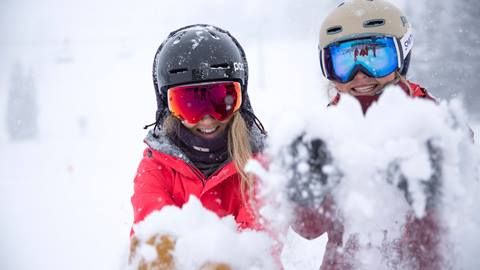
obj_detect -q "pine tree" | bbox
[6,63,39,141]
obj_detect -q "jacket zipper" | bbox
[187,160,232,188]
[187,163,206,187]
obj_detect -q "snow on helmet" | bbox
[319,0,414,77]
[150,24,264,134]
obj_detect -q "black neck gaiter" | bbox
[169,123,230,178]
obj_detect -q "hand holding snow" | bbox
[261,85,480,269]
[129,196,277,270]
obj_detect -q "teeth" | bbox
[199,127,217,134]
[353,85,376,92]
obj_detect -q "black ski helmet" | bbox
[151,24,262,132]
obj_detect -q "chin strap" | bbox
[243,109,267,136]
[143,122,156,129]
[143,110,167,138]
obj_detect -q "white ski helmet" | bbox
[319,0,414,77]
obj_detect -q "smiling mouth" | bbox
[197,126,219,134]
[351,84,378,94]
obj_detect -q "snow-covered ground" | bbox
[1,0,479,269]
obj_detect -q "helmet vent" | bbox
[363,19,385,28]
[172,32,187,45]
[210,63,230,69]
[326,26,343,35]
[207,30,220,40]
[169,68,188,74]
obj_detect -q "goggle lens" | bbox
[325,36,399,83]
[167,81,242,123]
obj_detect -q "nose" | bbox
[353,71,368,80]
[198,114,216,123]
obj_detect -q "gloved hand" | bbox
[384,139,443,211]
[285,135,442,213]
[285,135,341,209]
[130,234,175,270]
[199,263,232,270]
[129,234,233,270]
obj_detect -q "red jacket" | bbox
[131,136,258,234]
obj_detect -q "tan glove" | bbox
[130,234,232,270]
[199,263,232,270]
[130,234,175,270]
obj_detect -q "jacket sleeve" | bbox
[131,149,175,227]
[235,175,264,231]
[236,201,260,230]
[400,209,443,269]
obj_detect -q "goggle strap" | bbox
[320,48,328,77]
[166,90,173,111]
[393,38,403,70]
[400,27,414,59]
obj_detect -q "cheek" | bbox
[334,82,351,92]
[217,120,229,131]
[217,116,235,131]
[181,121,195,129]
[220,117,232,125]
[377,73,397,86]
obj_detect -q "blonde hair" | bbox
[228,112,254,203]
[163,113,254,203]
[396,71,413,96]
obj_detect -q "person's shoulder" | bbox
[142,128,192,163]
[142,147,175,161]
[328,93,341,107]
[406,80,437,102]
[137,146,191,175]
[137,148,169,171]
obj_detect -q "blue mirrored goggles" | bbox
[321,36,402,83]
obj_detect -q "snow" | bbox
[129,196,276,270]
[256,86,480,269]
[1,0,479,269]
[281,227,328,270]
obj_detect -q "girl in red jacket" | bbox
[291,1,442,269]
[131,24,266,233]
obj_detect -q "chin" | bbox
[197,133,220,139]
[349,88,382,96]
[349,91,374,96]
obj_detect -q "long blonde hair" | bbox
[228,112,254,203]
[163,113,254,202]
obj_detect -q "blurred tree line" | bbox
[6,63,38,141]
[407,0,480,119]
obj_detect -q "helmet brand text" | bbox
[233,62,244,72]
